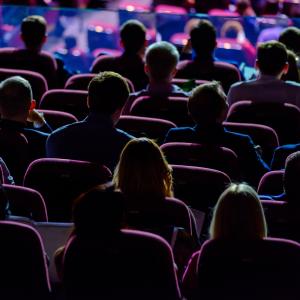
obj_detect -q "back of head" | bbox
[190,20,217,56]
[188,81,227,126]
[210,183,267,240]
[113,138,173,200]
[0,76,32,119]
[257,41,288,76]
[284,151,300,204]
[145,41,179,82]
[21,15,47,49]
[120,19,146,54]
[88,72,130,115]
[72,184,124,238]
[279,27,300,55]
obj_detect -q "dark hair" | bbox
[88,72,130,115]
[72,185,124,238]
[190,20,217,56]
[257,41,288,76]
[279,27,300,55]
[281,50,300,82]
[0,76,32,118]
[21,15,47,49]
[188,81,228,125]
[120,20,146,53]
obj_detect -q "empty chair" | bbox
[116,116,176,144]
[37,109,78,130]
[161,143,239,180]
[130,96,193,126]
[227,100,300,145]
[224,121,279,164]
[0,221,51,300]
[23,158,112,221]
[171,164,231,212]
[64,73,135,93]
[62,230,181,300]
[39,89,88,120]
[0,68,47,105]
[3,184,48,221]
[257,170,284,196]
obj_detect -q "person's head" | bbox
[256,41,288,77]
[113,138,173,199]
[21,15,47,51]
[190,20,217,57]
[279,27,300,55]
[145,41,179,83]
[188,81,228,126]
[87,72,130,120]
[72,184,124,238]
[281,50,300,82]
[120,19,147,54]
[283,151,300,203]
[210,183,267,240]
[0,76,33,122]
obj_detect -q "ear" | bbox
[20,33,24,43]
[144,63,150,75]
[120,39,124,49]
[170,67,178,79]
[283,61,289,75]
[41,35,47,45]
[30,100,36,111]
[255,59,259,70]
[86,96,90,109]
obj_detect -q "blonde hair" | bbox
[113,138,173,199]
[210,183,267,240]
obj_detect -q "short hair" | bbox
[279,27,300,55]
[21,15,47,48]
[113,138,173,200]
[0,76,32,118]
[120,20,146,53]
[210,183,267,240]
[190,20,217,56]
[284,151,300,204]
[88,72,130,115]
[188,81,227,125]
[72,185,124,238]
[145,41,179,81]
[257,41,288,76]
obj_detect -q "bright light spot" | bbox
[95,26,103,33]
[126,5,135,11]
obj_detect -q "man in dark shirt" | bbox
[47,72,134,171]
[91,19,148,91]
[164,81,269,186]
[176,19,241,93]
[0,15,57,88]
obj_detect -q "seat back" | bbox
[161,143,239,180]
[0,68,47,105]
[0,221,51,300]
[227,100,300,145]
[23,158,112,221]
[62,230,181,300]
[39,89,88,120]
[257,170,284,196]
[117,116,176,144]
[130,96,193,126]
[171,164,231,212]
[3,184,48,222]
[224,121,279,164]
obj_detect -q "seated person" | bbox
[176,20,241,94]
[272,141,300,170]
[227,41,300,107]
[0,15,58,88]
[164,81,269,186]
[91,20,148,91]
[122,41,189,115]
[46,72,134,171]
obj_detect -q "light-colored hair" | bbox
[113,138,173,199]
[210,183,267,240]
[145,41,179,81]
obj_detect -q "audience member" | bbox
[176,20,241,93]
[122,41,189,115]
[279,27,300,58]
[0,15,58,88]
[47,71,134,171]
[164,82,269,186]
[227,41,300,107]
[281,50,300,83]
[91,20,148,91]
